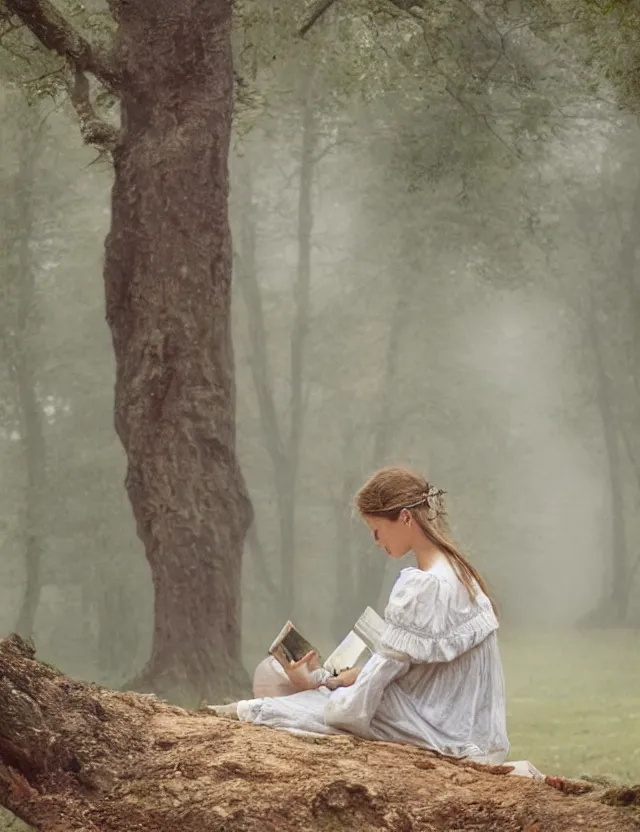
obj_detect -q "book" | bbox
[268,606,386,676]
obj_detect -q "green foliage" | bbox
[0,0,116,138]
[0,0,112,84]
[544,0,640,106]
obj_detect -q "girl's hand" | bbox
[283,650,322,691]
[325,667,360,690]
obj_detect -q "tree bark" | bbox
[0,635,637,832]
[2,0,120,90]
[103,0,252,702]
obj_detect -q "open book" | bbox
[269,606,386,676]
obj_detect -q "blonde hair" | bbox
[355,466,497,614]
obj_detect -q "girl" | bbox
[211,466,509,763]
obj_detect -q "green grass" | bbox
[502,630,640,783]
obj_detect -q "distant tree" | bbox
[234,67,336,620]
[0,95,47,642]
[574,176,640,626]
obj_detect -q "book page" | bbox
[268,621,316,666]
[324,631,370,675]
[353,606,385,651]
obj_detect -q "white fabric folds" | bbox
[380,565,500,663]
[237,556,509,763]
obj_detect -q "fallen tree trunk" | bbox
[0,636,637,832]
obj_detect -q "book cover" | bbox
[268,607,385,676]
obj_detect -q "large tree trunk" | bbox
[0,635,637,832]
[103,0,252,703]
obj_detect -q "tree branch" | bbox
[3,0,119,90]
[312,138,338,164]
[298,0,342,36]
[66,65,118,151]
[104,0,120,23]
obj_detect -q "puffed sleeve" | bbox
[379,568,499,663]
[324,567,499,737]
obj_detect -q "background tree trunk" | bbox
[354,279,410,612]
[585,290,630,624]
[331,416,359,641]
[0,635,637,832]
[104,0,252,703]
[572,198,639,629]
[283,81,316,617]
[234,153,288,607]
[1,99,47,642]
[234,74,317,619]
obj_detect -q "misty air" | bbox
[0,1,638,830]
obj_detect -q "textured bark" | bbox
[103,0,252,702]
[7,0,252,702]
[0,636,638,832]
[2,0,119,89]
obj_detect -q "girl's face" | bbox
[363,512,413,559]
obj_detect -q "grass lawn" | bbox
[502,629,640,783]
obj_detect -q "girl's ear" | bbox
[400,508,411,525]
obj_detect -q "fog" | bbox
[1,0,638,784]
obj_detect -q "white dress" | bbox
[238,557,509,762]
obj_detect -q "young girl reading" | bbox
[212,466,509,763]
